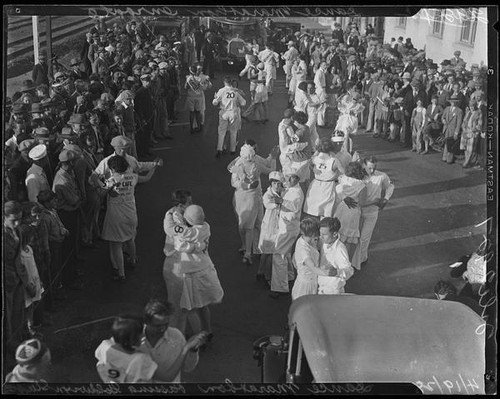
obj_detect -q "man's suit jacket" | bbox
[32,63,49,86]
[424,103,444,129]
[441,106,464,138]
[331,29,344,43]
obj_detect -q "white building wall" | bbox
[383,8,488,66]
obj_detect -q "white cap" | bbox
[158,62,169,69]
[28,144,47,160]
[269,171,284,182]
[183,204,205,226]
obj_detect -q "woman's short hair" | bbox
[171,189,192,206]
[363,155,377,165]
[297,81,308,93]
[300,218,320,237]
[293,111,308,125]
[244,138,256,147]
[316,137,333,154]
[319,217,341,234]
[345,161,367,180]
[111,314,144,352]
[144,299,175,325]
[107,155,129,174]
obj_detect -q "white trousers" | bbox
[352,206,379,269]
[217,111,240,151]
[271,253,295,293]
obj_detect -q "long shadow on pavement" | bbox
[346,233,484,298]
[393,172,486,199]
[374,203,486,244]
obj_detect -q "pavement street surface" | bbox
[6,68,487,383]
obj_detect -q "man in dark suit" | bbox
[449,50,465,67]
[401,79,427,146]
[400,55,414,78]
[68,58,88,81]
[202,34,217,79]
[345,55,358,82]
[134,74,155,157]
[345,28,359,51]
[331,22,344,44]
[432,80,451,108]
[32,53,49,87]
[441,95,464,164]
[450,82,467,112]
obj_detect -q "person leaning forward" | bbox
[91,135,162,186]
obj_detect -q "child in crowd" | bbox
[388,97,405,142]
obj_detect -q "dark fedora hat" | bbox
[20,80,36,92]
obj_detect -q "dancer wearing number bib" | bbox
[170,205,224,338]
[213,77,246,157]
[303,138,345,219]
[95,315,158,383]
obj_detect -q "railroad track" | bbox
[6,15,120,63]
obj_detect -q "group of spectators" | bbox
[277,21,488,169]
[3,16,489,384]
[3,16,239,383]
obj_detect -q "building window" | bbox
[432,9,445,37]
[460,8,478,44]
[397,17,407,27]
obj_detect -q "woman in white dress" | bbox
[162,189,193,334]
[335,84,365,154]
[303,138,345,219]
[172,205,224,338]
[305,82,325,150]
[242,63,268,123]
[288,59,300,105]
[333,161,368,260]
[286,111,313,187]
[257,171,284,282]
[294,54,308,92]
[292,218,335,299]
[101,155,155,281]
[228,142,277,264]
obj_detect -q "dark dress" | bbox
[3,226,28,348]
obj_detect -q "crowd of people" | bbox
[3,16,489,384]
